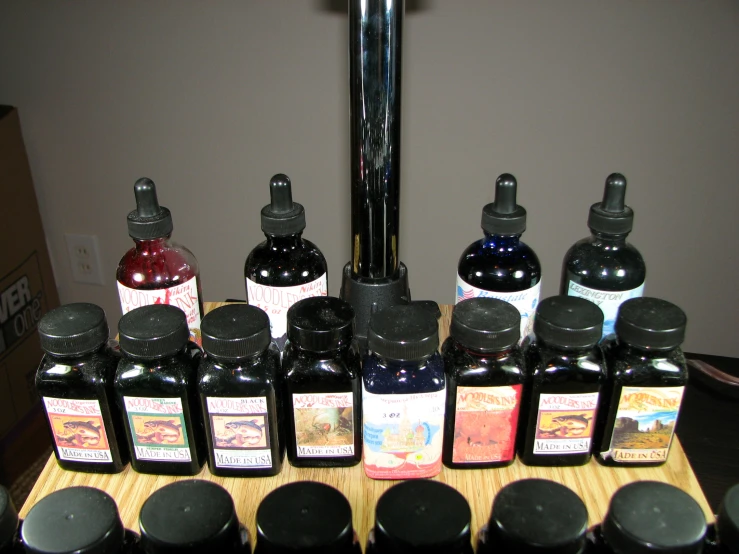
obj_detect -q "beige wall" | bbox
[0,1,737,356]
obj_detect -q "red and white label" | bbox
[43,397,113,463]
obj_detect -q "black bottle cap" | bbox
[256,481,355,554]
[373,480,472,554]
[534,296,603,349]
[140,480,243,554]
[202,304,271,360]
[717,483,739,554]
[0,485,18,550]
[38,303,109,356]
[450,298,520,352]
[118,305,190,359]
[587,173,634,235]
[261,174,307,236]
[484,479,588,554]
[602,481,706,554]
[126,177,174,240]
[616,297,687,351]
[287,296,355,353]
[21,486,125,554]
[481,174,527,236]
[368,304,439,361]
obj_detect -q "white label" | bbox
[206,396,273,469]
[122,396,191,462]
[292,391,355,457]
[246,273,328,345]
[532,392,599,455]
[117,276,202,346]
[567,281,645,337]
[43,397,113,463]
[456,275,541,340]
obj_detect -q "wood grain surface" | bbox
[20,302,713,547]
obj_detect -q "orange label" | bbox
[43,397,112,463]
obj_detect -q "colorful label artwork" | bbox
[123,396,191,462]
[533,392,599,455]
[567,280,645,338]
[43,397,112,463]
[292,391,354,458]
[206,396,272,469]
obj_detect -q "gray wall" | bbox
[1,1,737,356]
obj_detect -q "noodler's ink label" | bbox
[292,392,354,457]
[123,396,191,462]
[43,397,113,463]
[532,392,598,455]
[206,396,273,469]
[567,280,645,337]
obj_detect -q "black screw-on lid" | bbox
[717,483,739,554]
[256,481,355,554]
[587,173,634,235]
[450,298,520,352]
[374,480,472,554]
[202,304,271,360]
[261,174,307,236]
[0,485,18,550]
[140,480,243,554]
[481,174,527,236]
[118,305,189,359]
[483,479,588,554]
[616,297,687,351]
[602,481,706,554]
[287,297,355,353]
[126,177,174,240]
[368,304,439,361]
[21,486,125,554]
[534,296,603,349]
[38,303,109,356]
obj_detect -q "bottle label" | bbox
[601,386,684,463]
[566,280,645,337]
[292,391,354,457]
[117,275,203,346]
[362,386,445,479]
[452,385,522,464]
[455,275,541,340]
[532,392,598,455]
[122,396,192,462]
[42,397,113,463]
[246,273,328,347]
[206,396,273,469]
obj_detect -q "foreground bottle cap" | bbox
[534,296,603,349]
[202,304,271,360]
[38,303,109,356]
[616,297,687,350]
[450,298,520,352]
[368,304,439,361]
[717,483,739,554]
[261,174,306,235]
[287,296,355,353]
[0,485,18,550]
[118,305,190,359]
[588,173,634,235]
[481,174,527,236]
[127,177,174,239]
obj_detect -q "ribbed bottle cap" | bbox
[616,297,687,350]
[260,174,307,236]
[22,486,125,554]
[287,297,354,353]
[38,303,108,356]
[717,484,739,554]
[256,481,355,554]
[481,174,527,236]
[126,178,174,240]
[0,485,18,550]
[534,296,603,349]
[602,481,706,554]
[450,298,520,352]
[202,304,271,360]
[587,173,634,235]
[368,305,439,361]
[118,305,189,359]
[140,480,242,554]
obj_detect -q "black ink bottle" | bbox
[0,485,20,554]
[198,304,284,477]
[282,296,361,467]
[36,303,129,473]
[708,483,739,554]
[519,296,606,466]
[115,304,205,476]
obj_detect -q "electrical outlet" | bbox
[65,233,105,286]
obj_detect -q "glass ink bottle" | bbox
[255,481,361,554]
[366,480,473,554]
[117,177,204,346]
[245,174,328,350]
[519,296,606,466]
[114,304,205,476]
[0,485,21,554]
[442,298,524,469]
[139,480,250,554]
[594,297,688,467]
[21,486,140,554]
[282,296,361,467]
[561,173,646,339]
[456,173,542,340]
[198,304,284,477]
[36,303,129,473]
[477,479,588,554]
[362,304,446,479]
[708,483,739,554]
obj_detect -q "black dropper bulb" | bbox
[492,174,518,214]
[261,173,306,236]
[481,173,527,235]
[269,174,294,214]
[127,177,173,239]
[587,173,634,235]
[134,178,162,218]
[601,173,627,212]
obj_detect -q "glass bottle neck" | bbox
[590,231,628,244]
[482,232,521,249]
[132,235,172,252]
[265,233,303,247]
[460,343,514,360]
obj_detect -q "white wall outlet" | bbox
[65,233,105,286]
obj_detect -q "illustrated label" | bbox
[247,273,327,348]
[117,275,202,346]
[567,280,645,337]
[363,386,445,479]
[43,397,112,463]
[123,396,191,462]
[533,392,599,455]
[206,396,272,469]
[456,276,541,341]
[452,385,522,464]
[602,386,684,463]
[293,391,354,458]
